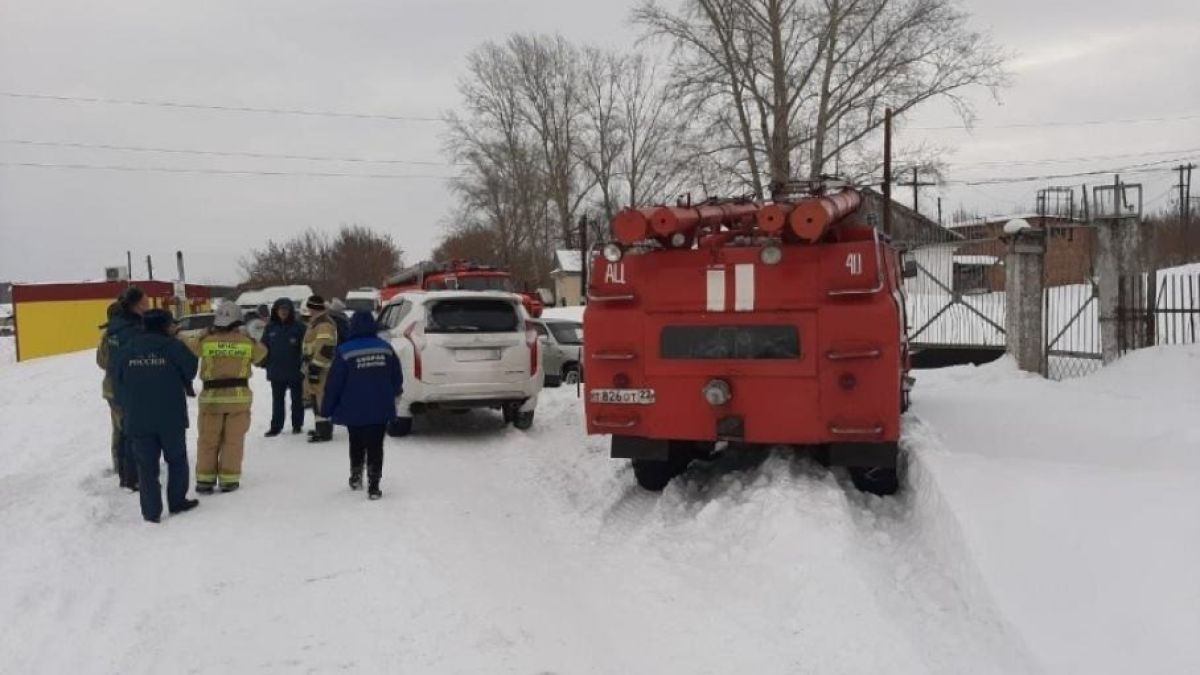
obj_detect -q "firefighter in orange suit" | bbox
[187,301,268,493]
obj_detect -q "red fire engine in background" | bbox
[583,184,912,495]
[381,260,544,317]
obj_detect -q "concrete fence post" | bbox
[1094,216,1141,363]
[1005,227,1046,373]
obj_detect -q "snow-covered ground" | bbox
[0,336,14,366]
[1,343,1198,673]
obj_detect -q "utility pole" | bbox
[897,167,936,215]
[146,255,154,281]
[882,108,893,237]
[126,251,132,287]
[937,197,943,226]
[578,215,589,302]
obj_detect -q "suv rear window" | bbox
[427,299,519,333]
[660,325,799,360]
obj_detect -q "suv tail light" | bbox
[404,321,426,381]
[525,321,539,375]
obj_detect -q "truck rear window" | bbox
[427,299,519,333]
[660,325,799,360]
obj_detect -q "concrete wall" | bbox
[553,273,583,306]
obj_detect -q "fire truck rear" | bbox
[381,260,544,317]
[583,185,911,495]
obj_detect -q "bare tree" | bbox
[634,0,1007,193]
[240,226,403,298]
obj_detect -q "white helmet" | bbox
[213,301,244,329]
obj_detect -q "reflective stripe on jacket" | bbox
[188,330,268,412]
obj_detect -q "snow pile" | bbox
[0,336,14,366]
[912,347,1200,674]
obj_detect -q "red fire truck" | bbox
[381,260,544,317]
[583,185,912,495]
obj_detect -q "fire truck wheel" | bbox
[631,459,676,492]
[513,411,535,430]
[387,417,413,438]
[848,467,900,496]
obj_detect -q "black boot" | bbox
[307,421,333,443]
[349,466,364,491]
[367,474,382,500]
[264,428,282,438]
[196,482,215,495]
[170,499,200,515]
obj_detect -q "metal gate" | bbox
[1043,279,1101,380]
[905,240,1007,358]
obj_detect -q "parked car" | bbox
[376,290,543,435]
[345,287,381,316]
[176,312,215,339]
[531,318,582,387]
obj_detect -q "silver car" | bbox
[532,319,583,387]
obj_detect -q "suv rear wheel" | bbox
[513,410,535,430]
[562,364,580,385]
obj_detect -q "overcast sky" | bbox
[1,0,1197,285]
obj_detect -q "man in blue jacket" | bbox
[320,311,402,500]
[101,286,149,491]
[260,297,307,436]
[113,309,201,523]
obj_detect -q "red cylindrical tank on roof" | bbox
[788,189,862,242]
[611,208,656,245]
[756,203,794,234]
[649,202,759,239]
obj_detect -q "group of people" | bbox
[97,287,404,523]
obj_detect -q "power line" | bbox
[911,112,1200,131]
[944,146,1200,169]
[948,158,1190,186]
[0,138,461,167]
[0,90,446,123]
[0,161,461,180]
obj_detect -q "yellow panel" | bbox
[15,299,111,361]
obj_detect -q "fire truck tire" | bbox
[513,411,535,430]
[631,459,676,491]
[848,467,900,496]
[387,417,413,438]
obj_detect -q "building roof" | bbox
[553,250,582,275]
[858,188,963,246]
[235,285,313,307]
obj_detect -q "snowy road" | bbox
[2,345,1197,673]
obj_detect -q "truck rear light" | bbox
[612,372,631,388]
[669,232,690,248]
[404,322,425,381]
[525,321,539,374]
[702,379,732,406]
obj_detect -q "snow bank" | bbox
[912,346,1200,674]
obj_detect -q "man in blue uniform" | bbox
[113,309,201,523]
[260,297,307,436]
[100,286,149,490]
[320,311,402,500]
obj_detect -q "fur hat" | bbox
[142,309,175,335]
[302,295,327,316]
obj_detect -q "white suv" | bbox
[377,290,543,435]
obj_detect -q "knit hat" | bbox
[213,301,244,329]
[302,295,327,316]
[142,309,175,335]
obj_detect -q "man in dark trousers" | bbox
[99,286,150,490]
[320,311,402,500]
[260,297,307,436]
[112,309,200,523]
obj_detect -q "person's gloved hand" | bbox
[184,381,197,398]
[306,363,322,383]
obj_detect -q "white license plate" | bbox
[589,388,656,405]
[454,348,501,362]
